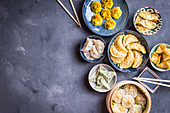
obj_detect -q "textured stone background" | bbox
[0,0,169,113]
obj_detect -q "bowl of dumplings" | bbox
[106,80,151,113]
[133,6,162,35]
[80,35,106,63]
[108,30,150,72]
[150,43,170,71]
[88,64,117,92]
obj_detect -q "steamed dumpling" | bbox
[139,11,158,22]
[110,55,126,64]
[101,8,111,20]
[135,93,146,106]
[101,0,113,9]
[125,84,138,97]
[91,1,102,13]
[81,38,93,51]
[115,35,128,53]
[112,88,126,103]
[90,45,101,59]
[128,105,142,113]
[132,50,143,68]
[112,103,128,113]
[122,95,135,108]
[110,44,127,57]
[123,34,139,47]
[127,43,146,54]
[111,6,122,19]
[137,20,156,29]
[92,39,105,54]
[120,50,134,69]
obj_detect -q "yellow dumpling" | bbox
[104,19,116,30]
[132,50,143,68]
[91,14,103,26]
[101,0,113,9]
[162,52,170,61]
[91,1,102,13]
[110,55,126,64]
[110,44,127,57]
[123,34,139,47]
[114,35,128,54]
[120,50,134,69]
[155,44,166,54]
[111,6,122,19]
[101,9,111,20]
[157,61,170,69]
[150,52,161,65]
[127,42,146,54]
[139,11,158,22]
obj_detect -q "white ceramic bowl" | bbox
[88,64,117,92]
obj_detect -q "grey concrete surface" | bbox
[0,0,169,113]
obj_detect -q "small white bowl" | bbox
[88,64,117,93]
[150,43,170,72]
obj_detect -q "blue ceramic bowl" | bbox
[150,43,170,72]
[107,30,150,72]
[80,35,106,63]
[82,0,129,36]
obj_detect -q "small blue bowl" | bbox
[82,0,129,36]
[80,35,106,63]
[107,30,150,72]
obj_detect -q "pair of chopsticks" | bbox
[57,0,81,27]
[133,77,170,88]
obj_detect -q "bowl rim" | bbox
[149,43,170,72]
[88,63,117,93]
[107,30,150,72]
[80,35,106,63]
[82,0,129,37]
[133,6,162,36]
[106,80,151,113]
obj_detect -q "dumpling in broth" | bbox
[115,35,128,53]
[90,45,101,59]
[128,105,142,113]
[120,50,134,69]
[132,50,143,68]
[110,44,127,57]
[122,95,135,108]
[137,20,156,29]
[123,34,139,47]
[139,11,158,22]
[92,39,105,54]
[127,43,146,54]
[81,38,93,51]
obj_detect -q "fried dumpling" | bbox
[92,39,105,54]
[115,35,128,53]
[120,51,134,69]
[123,34,139,47]
[90,45,101,59]
[110,44,127,57]
[132,51,143,68]
[162,52,170,61]
[155,44,166,54]
[150,52,161,65]
[112,103,128,113]
[125,84,138,97]
[139,11,158,22]
[137,20,156,29]
[136,25,150,32]
[135,93,146,106]
[135,16,143,24]
[127,43,146,54]
[110,55,126,64]
[81,38,93,51]
[128,105,142,113]
[157,61,170,69]
[112,89,126,103]
[164,48,170,56]
[122,95,135,108]
[83,51,94,60]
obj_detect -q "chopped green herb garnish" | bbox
[142,106,146,110]
[135,103,138,105]
[119,84,126,89]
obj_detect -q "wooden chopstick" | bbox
[133,77,170,88]
[69,0,81,27]
[57,0,80,27]
[133,77,170,83]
